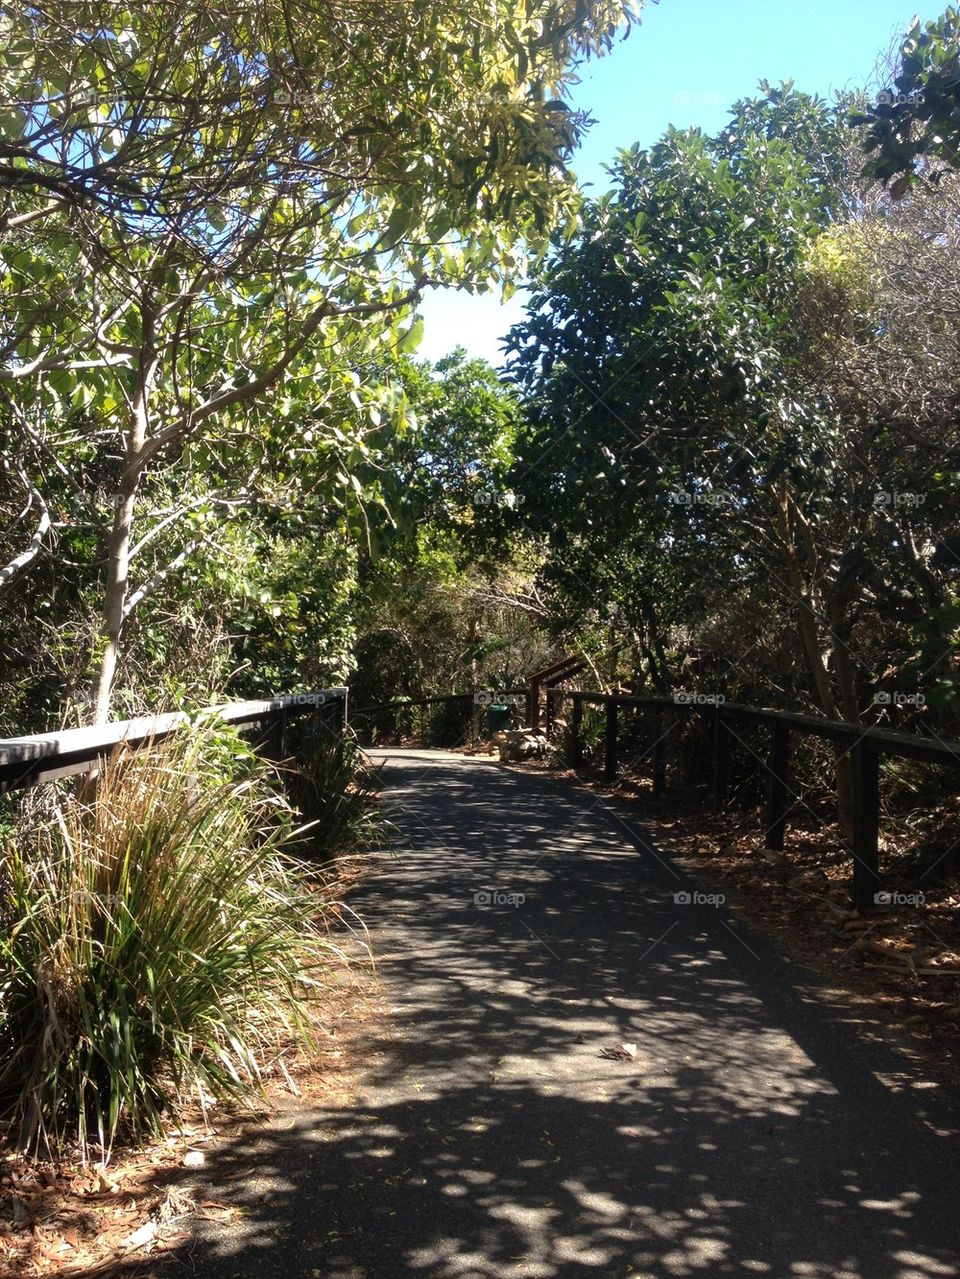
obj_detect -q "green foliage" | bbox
[349,350,550,710]
[505,84,844,654]
[222,521,359,698]
[424,697,475,748]
[560,704,606,767]
[0,723,339,1156]
[855,8,960,192]
[377,349,523,558]
[504,77,960,757]
[285,723,383,863]
[0,0,641,721]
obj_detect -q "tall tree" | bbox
[505,84,960,833]
[855,8,960,193]
[0,0,641,721]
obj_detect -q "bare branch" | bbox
[0,473,51,594]
[122,536,204,621]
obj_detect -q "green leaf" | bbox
[396,315,424,353]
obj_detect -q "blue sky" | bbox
[417,0,921,366]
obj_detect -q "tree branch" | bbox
[122,536,204,621]
[139,277,429,465]
[0,475,51,594]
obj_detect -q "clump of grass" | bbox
[285,722,383,862]
[0,720,340,1158]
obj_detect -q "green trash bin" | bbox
[487,702,512,735]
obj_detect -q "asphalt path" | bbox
[184,749,960,1279]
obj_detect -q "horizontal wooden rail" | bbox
[563,693,960,764]
[558,690,960,911]
[0,688,348,794]
[352,693,473,716]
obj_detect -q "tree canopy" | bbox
[0,0,639,721]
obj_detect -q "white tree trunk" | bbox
[91,320,155,724]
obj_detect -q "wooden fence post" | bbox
[571,696,583,767]
[261,712,286,763]
[764,721,790,850]
[332,690,348,764]
[852,741,881,910]
[604,698,619,782]
[712,705,729,811]
[546,688,557,739]
[653,708,666,797]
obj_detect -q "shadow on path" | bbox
[182,750,960,1279]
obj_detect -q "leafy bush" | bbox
[424,698,474,748]
[284,720,383,862]
[564,705,606,768]
[0,722,339,1157]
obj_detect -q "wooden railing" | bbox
[0,688,348,794]
[554,691,960,910]
[13,678,956,911]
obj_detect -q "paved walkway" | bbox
[189,750,960,1279]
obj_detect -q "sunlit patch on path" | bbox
[191,750,960,1279]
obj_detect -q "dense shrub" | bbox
[285,719,383,862]
[0,722,342,1157]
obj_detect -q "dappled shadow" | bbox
[177,750,960,1279]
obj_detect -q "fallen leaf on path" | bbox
[600,1043,638,1061]
[122,1219,157,1249]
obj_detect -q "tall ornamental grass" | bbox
[0,721,341,1157]
[285,723,382,861]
